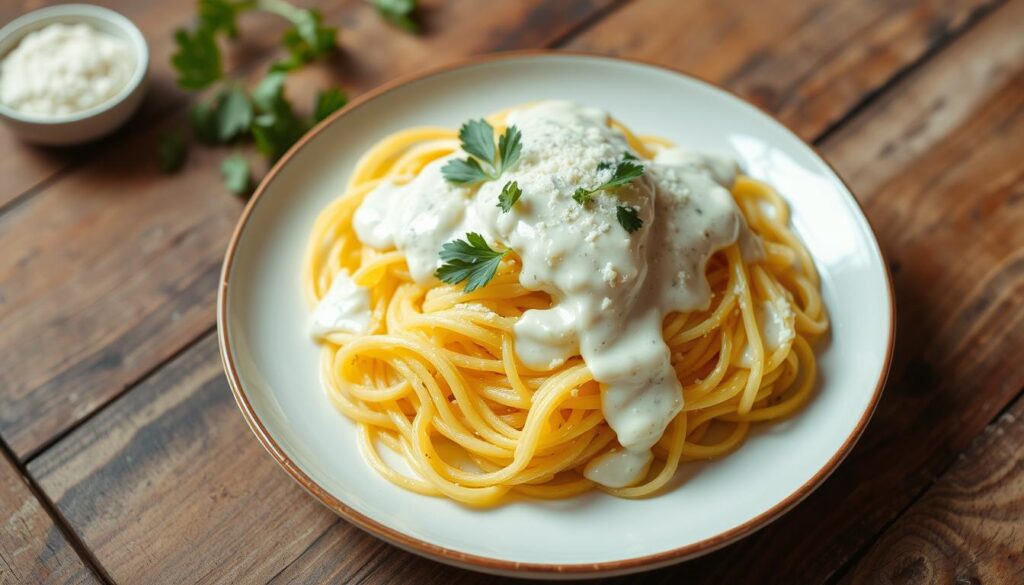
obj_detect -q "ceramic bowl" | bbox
[0,4,149,145]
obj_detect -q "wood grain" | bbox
[633,1,1024,583]
[16,0,1024,583]
[566,0,998,141]
[839,396,1024,584]
[0,449,96,584]
[28,336,340,584]
[0,0,616,460]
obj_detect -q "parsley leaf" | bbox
[497,181,522,213]
[497,125,522,173]
[249,71,306,159]
[572,187,595,205]
[435,233,507,292]
[442,120,522,186]
[171,27,222,90]
[372,0,419,32]
[616,205,643,233]
[573,157,646,205]
[459,119,497,165]
[440,158,490,185]
[251,71,287,112]
[279,7,337,66]
[313,87,348,122]
[602,160,644,189]
[198,0,249,37]
[189,98,221,144]
[252,109,305,161]
[216,87,253,141]
[158,132,187,173]
[221,153,252,195]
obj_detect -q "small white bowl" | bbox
[0,4,149,145]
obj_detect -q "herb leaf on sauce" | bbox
[573,157,645,205]
[459,118,496,163]
[497,125,522,173]
[436,233,508,292]
[441,157,490,185]
[616,205,643,233]
[442,120,522,186]
[497,181,522,213]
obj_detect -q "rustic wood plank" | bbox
[634,1,1024,583]
[565,0,996,141]
[28,335,340,584]
[0,0,617,460]
[839,394,1024,584]
[0,449,96,584]
[22,0,1024,583]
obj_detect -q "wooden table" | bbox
[2,0,1022,583]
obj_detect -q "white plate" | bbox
[218,53,893,579]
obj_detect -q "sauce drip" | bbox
[352,101,761,487]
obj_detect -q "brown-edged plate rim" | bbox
[216,50,895,579]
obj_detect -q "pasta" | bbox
[302,105,828,506]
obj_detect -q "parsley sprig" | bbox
[497,181,522,213]
[442,120,522,186]
[435,233,508,292]
[572,158,645,205]
[161,0,357,194]
[571,152,647,233]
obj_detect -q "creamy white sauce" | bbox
[739,298,795,367]
[353,101,760,488]
[582,448,654,488]
[309,270,372,339]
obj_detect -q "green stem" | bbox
[255,0,305,25]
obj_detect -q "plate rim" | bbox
[216,50,895,577]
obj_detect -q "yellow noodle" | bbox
[303,112,828,506]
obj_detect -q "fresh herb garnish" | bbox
[197,0,246,37]
[313,87,348,122]
[498,125,522,172]
[158,132,187,173]
[616,205,643,233]
[372,0,419,32]
[496,181,522,213]
[215,87,253,141]
[249,72,306,161]
[441,120,522,186]
[163,1,345,194]
[171,27,222,90]
[573,157,645,205]
[435,233,508,292]
[276,6,337,71]
[221,153,252,195]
